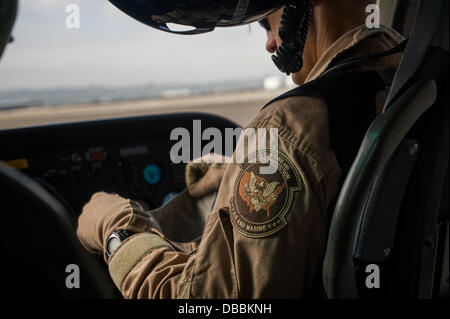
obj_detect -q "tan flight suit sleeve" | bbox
[107,95,342,299]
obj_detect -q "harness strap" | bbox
[261,44,404,176]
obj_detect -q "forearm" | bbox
[108,233,191,298]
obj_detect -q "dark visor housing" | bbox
[108,0,285,34]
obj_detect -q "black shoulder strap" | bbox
[263,68,396,177]
[261,38,405,177]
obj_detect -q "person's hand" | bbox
[76,192,155,257]
[185,154,230,198]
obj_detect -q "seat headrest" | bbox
[384,0,449,109]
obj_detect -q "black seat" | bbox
[0,162,119,298]
[323,0,449,298]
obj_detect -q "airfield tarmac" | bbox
[0,88,288,130]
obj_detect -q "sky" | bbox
[0,0,281,90]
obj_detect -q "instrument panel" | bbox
[0,113,239,215]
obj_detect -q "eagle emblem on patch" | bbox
[239,171,285,217]
[230,150,301,238]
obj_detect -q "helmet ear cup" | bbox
[272,0,313,75]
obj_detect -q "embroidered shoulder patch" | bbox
[229,150,301,238]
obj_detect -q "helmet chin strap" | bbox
[272,0,313,75]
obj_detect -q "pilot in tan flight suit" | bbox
[77,0,404,298]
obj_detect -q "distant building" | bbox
[264,75,296,90]
[264,76,283,90]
